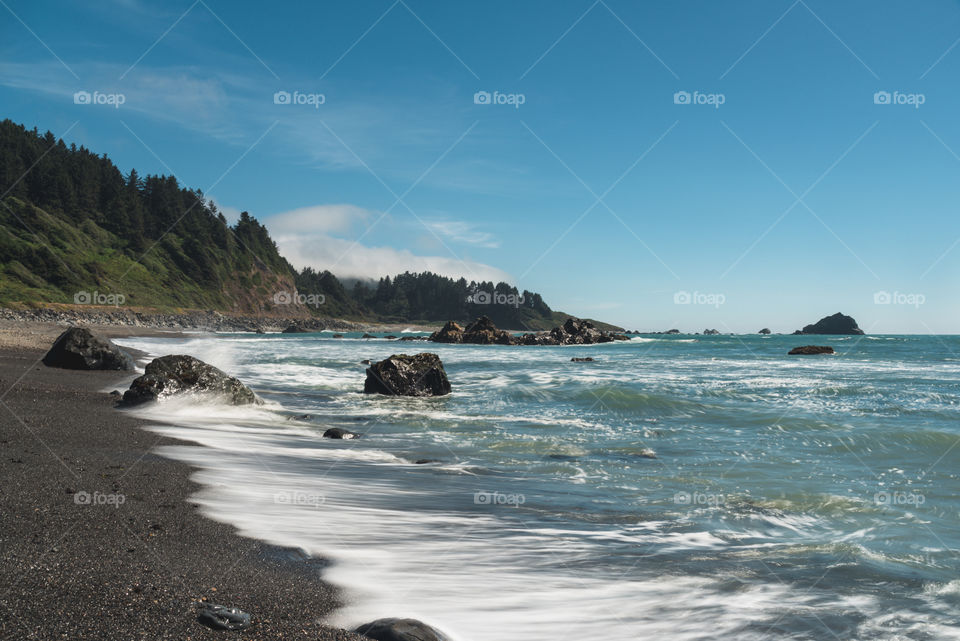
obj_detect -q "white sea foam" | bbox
[114,333,960,640]
[148,427,816,641]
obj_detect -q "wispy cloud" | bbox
[422,219,500,249]
[0,60,452,170]
[267,203,373,235]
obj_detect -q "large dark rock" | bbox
[788,345,835,355]
[120,355,262,406]
[354,617,449,641]
[42,327,134,371]
[364,353,451,397]
[795,312,864,335]
[428,320,464,343]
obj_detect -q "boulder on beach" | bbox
[120,355,262,406]
[759,328,771,335]
[794,312,864,335]
[354,617,449,641]
[788,345,835,355]
[42,327,134,371]
[364,353,451,397]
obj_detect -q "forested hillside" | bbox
[0,119,599,329]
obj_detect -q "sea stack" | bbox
[793,313,864,335]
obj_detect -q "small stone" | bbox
[197,603,250,631]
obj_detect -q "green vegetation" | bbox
[0,119,615,330]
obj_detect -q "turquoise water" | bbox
[118,332,960,640]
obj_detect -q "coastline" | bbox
[0,305,442,339]
[0,336,367,640]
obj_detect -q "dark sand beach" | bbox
[0,330,367,640]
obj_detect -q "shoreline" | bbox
[0,305,442,340]
[0,339,367,640]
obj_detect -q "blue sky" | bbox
[2,0,960,333]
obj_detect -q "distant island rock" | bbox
[793,313,864,335]
[703,329,720,335]
[759,328,771,334]
[430,316,514,345]
[519,317,630,346]
[788,345,835,355]
[429,316,629,346]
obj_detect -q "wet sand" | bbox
[0,338,369,640]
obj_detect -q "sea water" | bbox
[115,332,960,640]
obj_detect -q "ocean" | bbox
[115,332,960,640]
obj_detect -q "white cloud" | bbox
[275,233,511,283]
[265,204,511,283]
